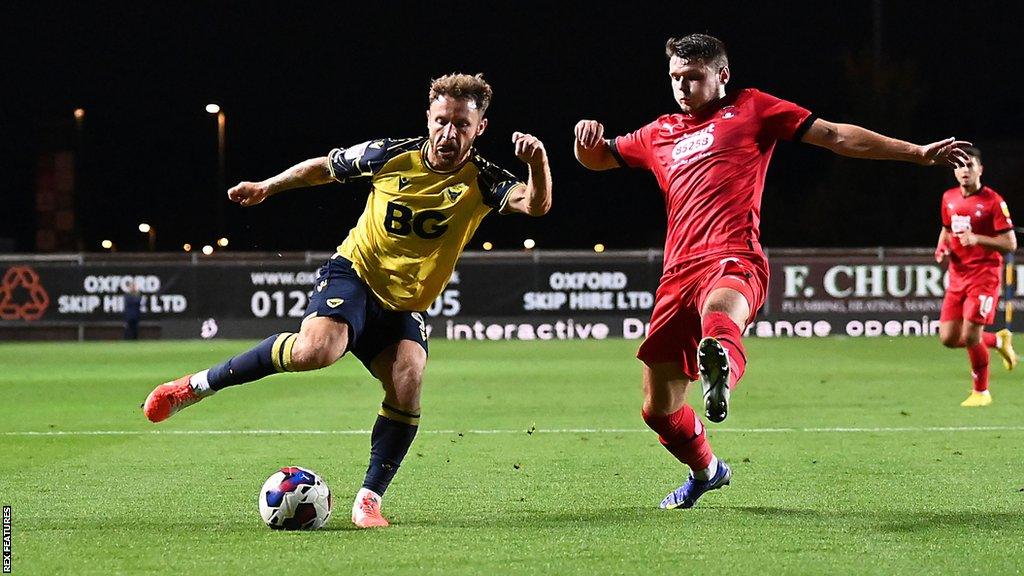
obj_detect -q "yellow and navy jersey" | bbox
[328,136,524,311]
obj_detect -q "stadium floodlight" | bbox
[183,243,192,252]
[523,238,536,249]
[482,241,493,251]
[594,243,606,253]
[202,245,214,255]
[205,103,221,114]
[73,108,85,120]
[138,223,156,251]
[217,237,229,247]
[101,239,113,250]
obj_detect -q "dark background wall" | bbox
[2,1,1021,253]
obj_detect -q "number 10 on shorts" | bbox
[978,295,994,316]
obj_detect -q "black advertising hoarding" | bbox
[1,249,1020,340]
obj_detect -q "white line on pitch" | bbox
[3,425,1024,437]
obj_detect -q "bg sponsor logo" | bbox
[383,201,449,239]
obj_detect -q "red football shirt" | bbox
[940,185,1013,290]
[612,88,813,272]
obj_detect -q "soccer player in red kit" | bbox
[574,33,973,509]
[935,146,1017,407]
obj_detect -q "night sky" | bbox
[2,1,1022,253]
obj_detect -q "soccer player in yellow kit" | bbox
[143,73,552,528]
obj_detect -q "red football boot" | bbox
[351,489,390,528]
[143,374,201,423]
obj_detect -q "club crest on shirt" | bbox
[720,106,738,119]
[671,124,716,165]
[443,183,468,203]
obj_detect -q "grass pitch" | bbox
[1,337,1023,575]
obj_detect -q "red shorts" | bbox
[637,253,769,380]
[940,283,1000,325]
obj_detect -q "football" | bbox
[258,466,332,530]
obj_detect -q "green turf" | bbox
[1,337,1023,575]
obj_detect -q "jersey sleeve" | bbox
[609,121,656,169]
[991,193,1014,233]
[474,155,525,211]
[941,196,952,228]
[752,89,815,142]
[327,138,420,182]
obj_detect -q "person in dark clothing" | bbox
[124,281,142,340]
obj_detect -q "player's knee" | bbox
[940,334,963,348]
[962,332,982,347]
[642,407,672,436]
[393,363,423,398]
[290,332,345,370]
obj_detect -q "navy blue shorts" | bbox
[305,255,428,371]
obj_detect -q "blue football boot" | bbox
[659,460,732,509]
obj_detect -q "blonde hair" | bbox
[428,73,493,115]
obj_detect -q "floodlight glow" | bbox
[482,241,493,251]
[101,240,113,249]
[138,223,151,233]
[183,243,192,252]
[206,103,221,114]
[73,108,85,120]
[202,245,214,255]
[594,243,606,253]
[523,239,536,249]
[217,237,229,247]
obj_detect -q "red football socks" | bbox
[642,405,713,472]
[967,342,990,393]
[702,311,747,389]
[982,331,997,348]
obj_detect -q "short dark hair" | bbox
[665,34,729,69]
[962,146,982,163]
[428,73,493,115]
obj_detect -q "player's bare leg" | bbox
[642,363,731,509]
[352,340,426,528]
[698,287,750,423]
[941,318,1015,369]
[143,316,348,422]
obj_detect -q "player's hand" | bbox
[934,246,949,263]
[513,132,546,165]
[574,120,605,149]
[955,231,979,247]
[919,138,973,168]
[227,181,270,207]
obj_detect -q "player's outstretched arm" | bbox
[574,120,620,171]
[800,119,972,168]
[504,132,552,216]
[227,157,333,207]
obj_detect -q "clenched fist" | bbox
[227,181,270,207]
[574,120,605,149]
